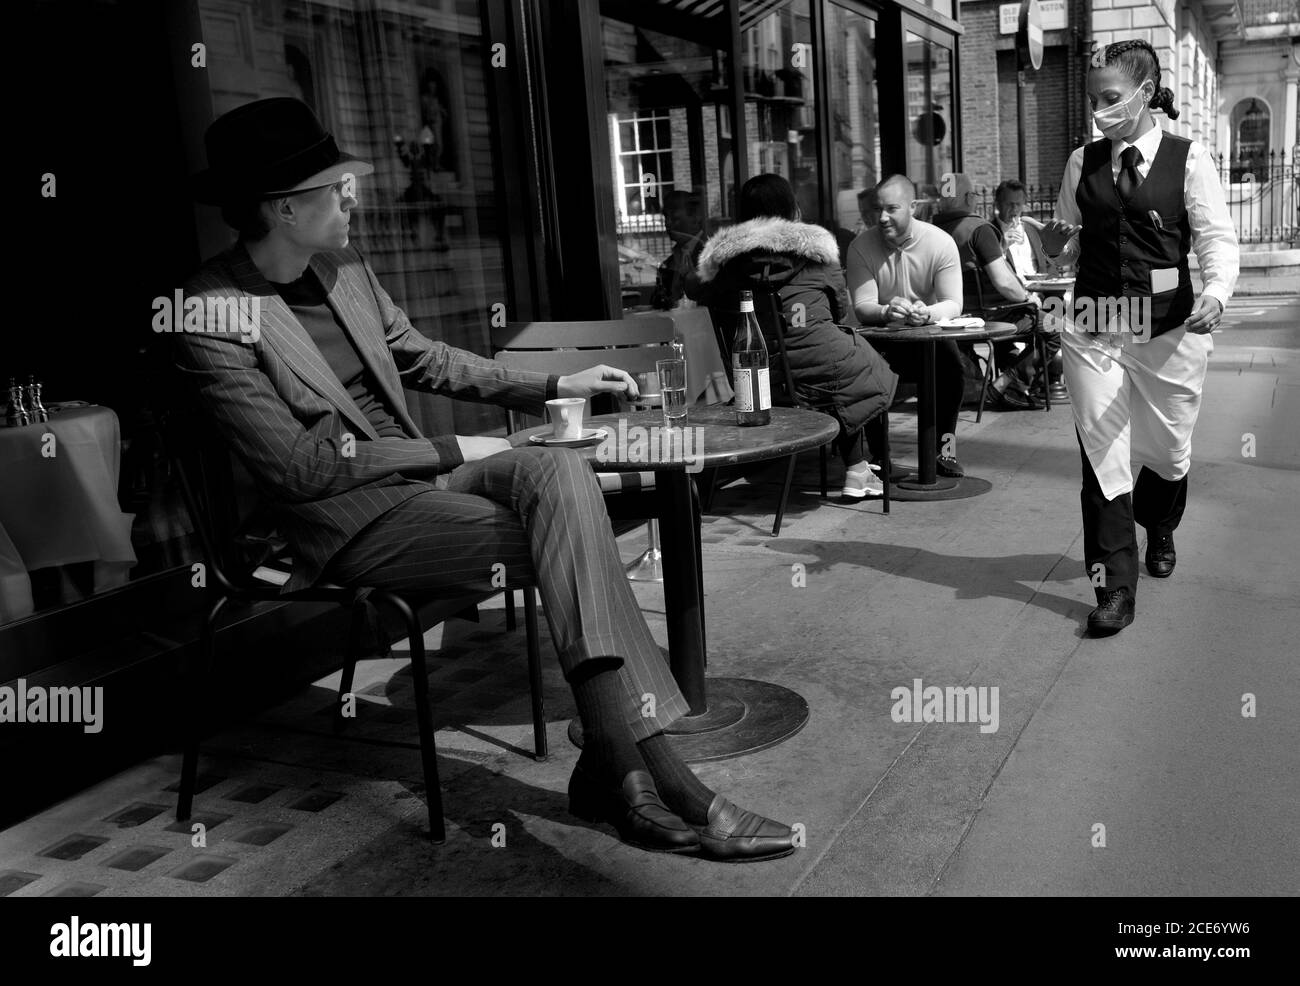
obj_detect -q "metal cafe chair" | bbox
[158,404,547,844]
[490,316,679,544]
[968,278,1052,422]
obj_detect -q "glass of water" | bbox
[656,357,687,428]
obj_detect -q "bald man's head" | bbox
[875,174,916,244]
[937,172,975,213]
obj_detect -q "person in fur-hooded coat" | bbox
[687,174,897,495]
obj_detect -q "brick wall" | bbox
[958,0,1077,192]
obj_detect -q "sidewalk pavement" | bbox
[3,298,1297,897]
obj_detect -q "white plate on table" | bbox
[936,316,986,330]
[528,427,610,448]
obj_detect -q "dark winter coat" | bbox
[688,217,897,435]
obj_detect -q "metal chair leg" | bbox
[772,453,797,536]
[701,466,720,513]
[881,410,891,515]
[178,594,228,823]
[522,587,546,761]
[335,602,364,734]
[504,589,517,631]
[976,343,995,423]
[376,592,445,843]
[1038,334,1052,411]
[819,445,828,499]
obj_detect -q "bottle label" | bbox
[734,367,770,412]
[739,299,754,312]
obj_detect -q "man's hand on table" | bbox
[557,365,640,402]
[456,435,512,462]
[886,297,932,326]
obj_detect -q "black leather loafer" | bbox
[1146,534,1176,578]
[692,796,797,863]
[568,766,699,853]
[1087,587,1135,637]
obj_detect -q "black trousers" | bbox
[878,339,963,453]
[1077,431,1189,596]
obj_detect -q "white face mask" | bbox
[1093,83,1151,139]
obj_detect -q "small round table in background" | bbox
[856,321,1022,501]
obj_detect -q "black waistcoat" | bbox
[1075,132,1195,338]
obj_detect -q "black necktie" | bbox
[1117,146,1142,202]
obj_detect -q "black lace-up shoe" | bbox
[1146,534,1176,578]
[1087,587,1135,637]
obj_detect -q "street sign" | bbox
[1005,0,1066,33]
[1018,0,1044,72]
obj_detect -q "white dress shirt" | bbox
[1053,124,1239,308]
[1001,219,1037,278]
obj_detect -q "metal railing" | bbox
[1216,149,1297,247]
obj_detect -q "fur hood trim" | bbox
[695,218,839,283]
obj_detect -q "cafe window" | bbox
[602,7,735,312]
[904,29,956,213]
[182,0,508,440]
[613,110,676,219]
[825,3,881,238]
[3,0,516,632]
[743,0,821,222]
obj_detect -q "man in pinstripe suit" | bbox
[175,98,795,861]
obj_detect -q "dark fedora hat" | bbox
[191,97,374,205]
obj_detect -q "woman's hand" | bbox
[1043,219,1080,238]
[1184,295,1223,334]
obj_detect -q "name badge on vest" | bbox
[1150,268,1179,294]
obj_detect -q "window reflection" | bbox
[905,31,955,219]
[188,0,507,439]
[744,0,820,224]
[602,13,734,312]
[826,4,881,253]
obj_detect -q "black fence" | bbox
[1215,149,1298,246]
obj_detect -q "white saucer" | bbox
[936,316,986,330]
[528,427,609,448]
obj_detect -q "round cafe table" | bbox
[856,320,1022,501]
[512,405,838,761]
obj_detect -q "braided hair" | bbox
[1097,39,1180,120]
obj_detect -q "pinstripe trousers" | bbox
[323,445,690,741]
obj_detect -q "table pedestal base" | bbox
[567,676,809,763]
[889,472,994,501]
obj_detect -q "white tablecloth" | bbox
[0,405,136,624]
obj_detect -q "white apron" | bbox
[1058,313,1213,501]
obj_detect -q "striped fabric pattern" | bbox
[173,242,553,590]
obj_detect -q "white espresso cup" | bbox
[545,397,586,440]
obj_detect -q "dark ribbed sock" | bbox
[569,659,645,784]
[636,733,717,825]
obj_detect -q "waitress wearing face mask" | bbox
[1045,38,1238,637]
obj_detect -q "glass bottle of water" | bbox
[732,290,771,426]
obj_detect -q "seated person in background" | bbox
[651,189,707,310]
[931,173,1043,411]
[992,179,1050,277]
[845,174,967,478]
[991,178,1063,401]
[687,173,898,499]
[175,97,796,862]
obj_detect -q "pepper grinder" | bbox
[5,377,30,428]
[24,375,49,423]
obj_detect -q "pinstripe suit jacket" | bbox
[173,242,555,591]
